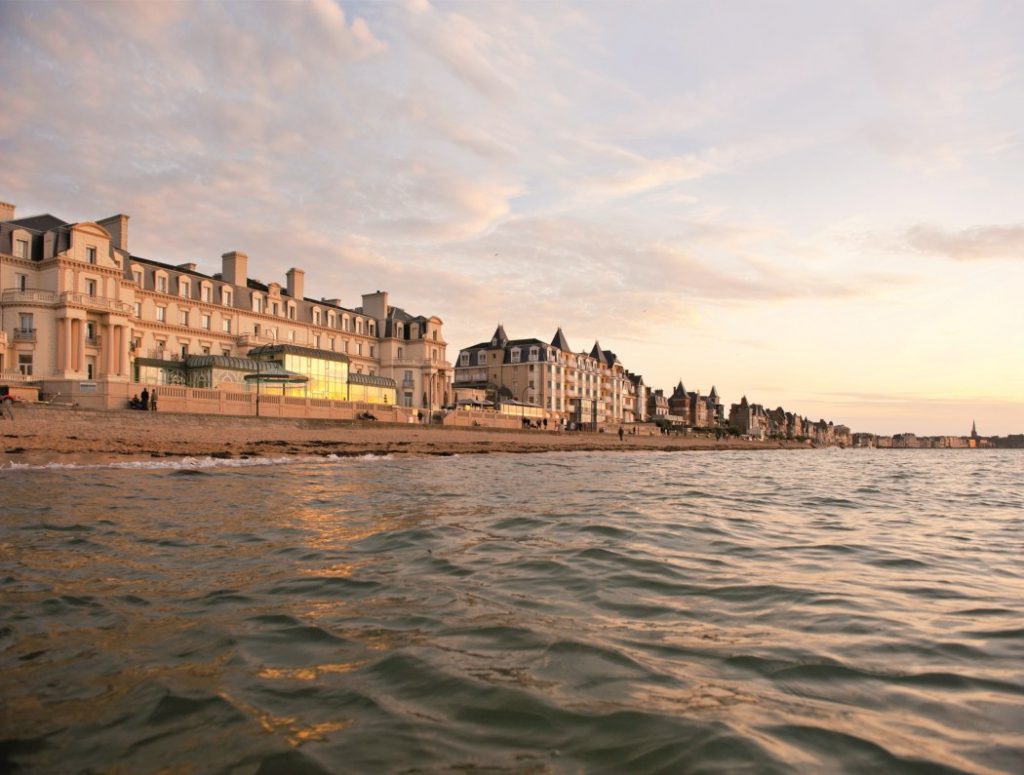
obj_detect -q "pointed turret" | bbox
[709,385,719,401]
[971,420,979,438]
[490,324,508,348]
[590,341,603,360]
[551,327,571,353]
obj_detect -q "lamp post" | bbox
[255,358,261,418]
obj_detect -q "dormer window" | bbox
[252,294,264,314]
[328,312,336,328]
[201,284,212,303]
[511,348,521,363]
[132,268,142,285]
[460,352,469,366]
[15,239,28,258]
[222,288,231,306]
[477,351,486,365]
[86,246,97,264]
[156,274,168,293]
[288,304,296,320]
[179,279,190,298]
[529,347,538,361]
[312,308,321,325]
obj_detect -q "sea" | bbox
[1,449,1022,774]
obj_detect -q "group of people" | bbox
[129,388,157,411]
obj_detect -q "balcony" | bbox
[235,332,279,347]
[13,327,36,342]
[85,335,101,348]
[2,289,57,304]
[60,292,134,315]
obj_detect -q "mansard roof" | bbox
[5,214,68,231]
[551,327,571,352]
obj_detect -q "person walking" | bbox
[140,388,149,411]
[618,425,624,441]
[150,390,158,412]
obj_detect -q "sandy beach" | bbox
[0,404,808,466]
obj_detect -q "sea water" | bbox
[1,449,1022,773]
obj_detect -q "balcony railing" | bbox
[236,332,279,347]
[13,328,36,342]
[60,292,134,315]
[2,289,57,304]
[85,335,101,348]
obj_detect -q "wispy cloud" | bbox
[905,224,1024,261]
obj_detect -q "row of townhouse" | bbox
[665,380,724,427]
[452,325,648,427]
[0,201,451,410]
[728,395,850,445]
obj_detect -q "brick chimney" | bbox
[286,267,304,299]
[0,202,15,222]
[221,251,248,287]
[98,214,129,251]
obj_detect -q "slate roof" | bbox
[5,214,69,231]
[551,327,571,352]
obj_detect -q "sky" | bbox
[1,0,1022,436]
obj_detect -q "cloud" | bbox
[905,224,1024,261]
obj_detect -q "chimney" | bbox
[221,251,248,286]
[322,298,341,306]
[360,290,388,322]
[286,267,304,299]
[178,262,197,272]
[98,214,129,251]
[0,202,15,222]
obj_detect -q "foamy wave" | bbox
[2,452,394,472]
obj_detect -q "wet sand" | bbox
[0,404,806,466]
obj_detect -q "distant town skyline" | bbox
[2,0,1021,435]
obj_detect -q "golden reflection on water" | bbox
[223,691,352,747]
[257,661,366,681]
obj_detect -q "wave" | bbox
[0,452,393,472]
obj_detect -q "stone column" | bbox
[120,325,130,377]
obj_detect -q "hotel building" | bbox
[0,201,451,412]
[453,325,642,427]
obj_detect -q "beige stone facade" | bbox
[453,325,643,427]
[0,202,451,411]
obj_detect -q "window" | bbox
[134,302,142,318]
[133,269,142,285]
[221,289,230,305]
[201,285,212,303]
[18,313,33,335]
[180,281,190,297]
[86,246,97,264]
[202,314,211,329]
[16,273,26,291]
[511,348,521,363]
[328,312,335,328]
[180,310,190,326]
[288,330,295,342]
[288,304,296,320]
[252,295,263,313]
[404,370,413,385]
[157,275,168,293]
[397,346,403,360]
[529,347,538,361]
[369,345,375,358]
[313,334,321,349]
[222,318,232,333]
[17,354,32,376]
[356,319,363,334]
[356,342,363,356]
[86,279,97,297]
[254,323,261,336]
[433,331,437,341]
[15,239,28,258]
[329,337,335,351]
[156,305,166,322]
[477,351,486,365]
[180,344,189,359]
[313,309,321,325]
[272,302,279,316]
[460,353,469,366]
